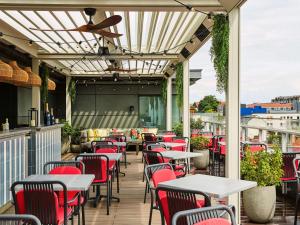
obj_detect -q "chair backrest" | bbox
[0,214,41,225]
[281,153,297,180]
[143,141,160,150]
[93,144,118,153]
[91,140,113,151]
[172,205,236,225]
[144,163,175,188]
[156,186,211,225]
[147,143,166,151]
[75,154,109,182]
[143,150,166,165]
[43,161,85,174]
[293,156,300,178]
[11,181,68,225]
[142,133,157,142]
[171,137,189,152]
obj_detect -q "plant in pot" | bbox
[61,120,73,154]
[173,122,183,137]
[70,128,81,153]
[190,136,210,170]
[241,142,283,223]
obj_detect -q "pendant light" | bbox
[0,60,13,82]
[9,61,29,86]
[24,67,41,87]
[48,78,56,91]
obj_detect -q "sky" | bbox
[189,0,300,104]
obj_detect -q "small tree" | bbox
[198,95,219,113]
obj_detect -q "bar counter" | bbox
[0,124,63,209]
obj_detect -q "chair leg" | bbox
[143,162,146,182]
[124,151,127,168]
[295,194,300,225]
[144,180,148,203]
[77,205,81,225]
[81,205,85,225]
[148,190,154,225]
[107,181,110,215]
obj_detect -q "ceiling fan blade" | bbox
[93,29,122,38]
[90,15,122,30]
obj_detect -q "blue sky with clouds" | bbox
[189,0,300,104]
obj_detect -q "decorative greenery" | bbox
[198,95,220,113]
[61,120,73,138]
[173,122,183,137]
[71,128,81,144]
[190,118,204,130]
[210,14,229,93]
[175,63,183,109]
[191,136,210,150]
[39,64,49,104]
[161,78,167,105]
[241,141,283,187]
[68,79,76,104]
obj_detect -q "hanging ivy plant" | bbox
[175,63,183,109]
[39,64,49,104]
[210,14,229,93]
[161,78,167,105]
[68,79,76,104]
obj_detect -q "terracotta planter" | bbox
[193,149,209,169]
[243,185,276,223]
[61,135,71,154]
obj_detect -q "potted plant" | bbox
[70,128,81,153]
[173,122,183,137]
[61,121,73,154]
[241,142,283,223]
[190,136,210,169]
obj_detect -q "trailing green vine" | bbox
[210,14,229,93]
[161,78,167,104]
[175,63,183,109]
[39,64,49,104]
[68,79,76,104]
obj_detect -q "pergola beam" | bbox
[0,0,225,11]
[37,53,179,60]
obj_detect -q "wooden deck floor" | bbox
[4,151,298,225]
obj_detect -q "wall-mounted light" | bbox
[129,105,135,113]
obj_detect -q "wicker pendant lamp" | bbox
[24,67,41,87]
[0,60,13,82]
[9,61,29,86]
[48,78,56,91]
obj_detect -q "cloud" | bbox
[190,0,300,104]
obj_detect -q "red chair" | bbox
[93,144,118,172]
[75,154,116,214]
[11,181,73,225]
[142,133,158,142]
[144,163,177,225]
[171,205,236,225]
[43,161,86,225]
[111,135,128,168]
[155,186,211,225]
[293,156,300,225]
[170,137,189,152]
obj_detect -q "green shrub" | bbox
[62,120,73,138]
[190,118,204,130]
[241,142,283,187]
[190,136,210,150]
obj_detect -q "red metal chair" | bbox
[155,186,211,225]
[293,156,300,225]
[75,154,117,214]
[11,181,73,225]
[144,163,177,225]
[111,134,128,168]
[142,133,158,142]
[171,205,236,225]
[43,161,86,225]
[0,214,41,225]
[170,137,189,152]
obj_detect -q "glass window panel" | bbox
[141,12,152,51]
[139,96,166,129]
[114,11,127,49]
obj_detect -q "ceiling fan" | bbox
[30,8,122,38]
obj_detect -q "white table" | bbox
[157,134,177,138]
[159,142,187,149]
[16,174,94,191]
[160,151,202,160]
[158,174,257,198]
